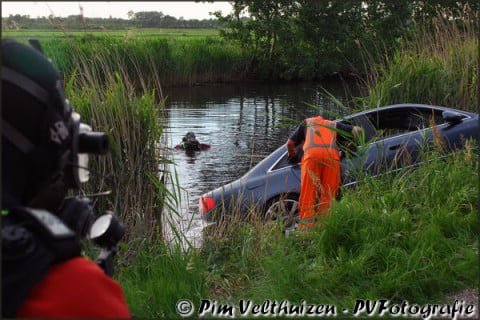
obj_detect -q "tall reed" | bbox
[41,35,249,87]
[362,10,478,112]
[64,45,166,244]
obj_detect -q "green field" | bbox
[2,28,221,40]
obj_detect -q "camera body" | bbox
[60,196,125,276]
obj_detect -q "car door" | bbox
[265,147,302,194]
[342,106,438,183]
[353,105,455,176]
[374,105,469,169]
[375,131,422,170]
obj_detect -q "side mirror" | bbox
[442,111,465,125]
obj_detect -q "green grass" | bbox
[117,242,206,318]
[3,31,249,87]
[117,143,478,318]
[361,13,478,112]
[65,44,167,244]
[206,143,478,304]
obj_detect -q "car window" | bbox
[365,107,447,140]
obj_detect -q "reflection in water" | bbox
[162,80,358,247]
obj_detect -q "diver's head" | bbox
[185,131,196,140]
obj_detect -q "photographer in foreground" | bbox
[2,39,130,318]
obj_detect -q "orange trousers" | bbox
[299,149,340,228]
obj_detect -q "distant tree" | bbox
[134,11,164,27]
[161,15,177,28]
[0,9,221,31]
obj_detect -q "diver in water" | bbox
[175,132,210,153]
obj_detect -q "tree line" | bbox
[214,0,479,80]
[1,11,223,30]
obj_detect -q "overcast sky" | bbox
[1,1,234,20]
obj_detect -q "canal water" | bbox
[162,80,359,247]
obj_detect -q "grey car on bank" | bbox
[199,104,478,225]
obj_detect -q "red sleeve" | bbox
[17,257,131,319]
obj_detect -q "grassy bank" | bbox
[48,36,248,87]
[118,242,206,318]
[3,31,250,87]
[118,143,478,318]
[362,13,478,112]
[241,144,478,307]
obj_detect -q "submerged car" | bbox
[199,104,478,225]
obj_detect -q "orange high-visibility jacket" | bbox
[303,116,339,159]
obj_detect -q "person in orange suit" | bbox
[286,116,362,228]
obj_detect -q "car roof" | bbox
[344,103,476,120]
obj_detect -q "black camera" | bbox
[60,197,124,276]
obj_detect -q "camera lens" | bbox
[79,132,109,155]
[89,212,125,248]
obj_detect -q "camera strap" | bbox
[1,66,50,106]
[1,119,35,154]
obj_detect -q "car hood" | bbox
[207,175,249,199]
